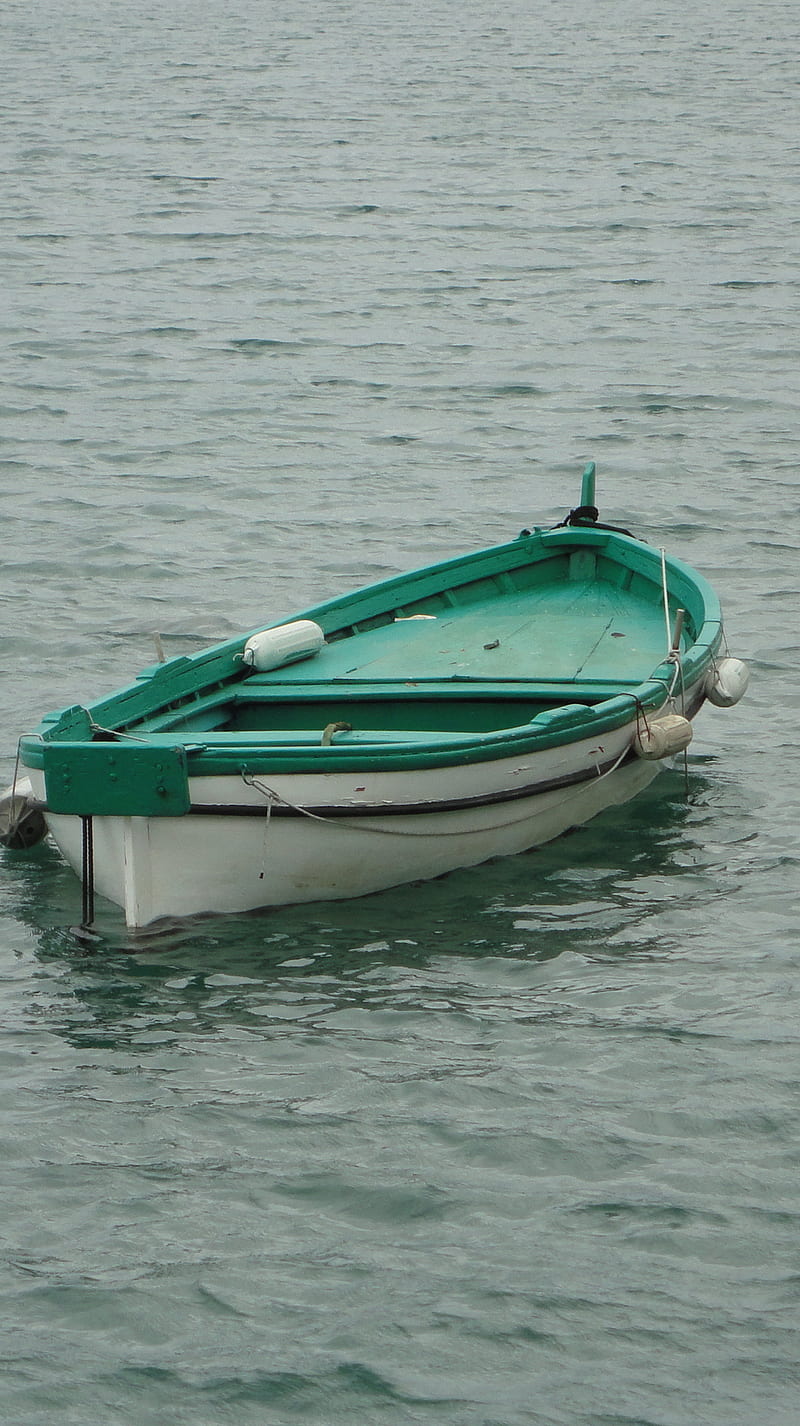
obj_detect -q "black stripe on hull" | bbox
[188,749,635,820]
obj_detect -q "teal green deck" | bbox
[137,571,676,748]
[20,475,726,813]
[253,575,670,687]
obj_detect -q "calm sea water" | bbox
[2,1,798,1422]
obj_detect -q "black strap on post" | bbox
[565,504,600,525]
[554,505,637,538]
[80,815,95,930]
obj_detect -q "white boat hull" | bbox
[26,719,668,928]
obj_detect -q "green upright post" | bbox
[581,461,596,510]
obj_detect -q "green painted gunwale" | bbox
[20,521,724,810]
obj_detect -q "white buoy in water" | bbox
[705,657,749,708]
[241,620,325,673]
[634,713,693,761]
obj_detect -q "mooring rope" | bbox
[659,547,673,652]
[240,747,633,840]
[10,740,22,805]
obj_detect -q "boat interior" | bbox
[128,560,680,743]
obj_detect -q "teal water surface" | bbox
[2,1,798,1422]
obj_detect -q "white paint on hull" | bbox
[173,718,638,812]
[36,750,663,928]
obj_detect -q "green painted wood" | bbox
[262,582,670,687]
[581,461,596,508]
[44,744,190,816]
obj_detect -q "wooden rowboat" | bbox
[3,464,747,929]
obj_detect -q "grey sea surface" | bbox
[1,0,799,1422]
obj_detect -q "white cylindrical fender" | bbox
[704,657,749,708]
[634,713,693,761]
[241,620,325,672]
